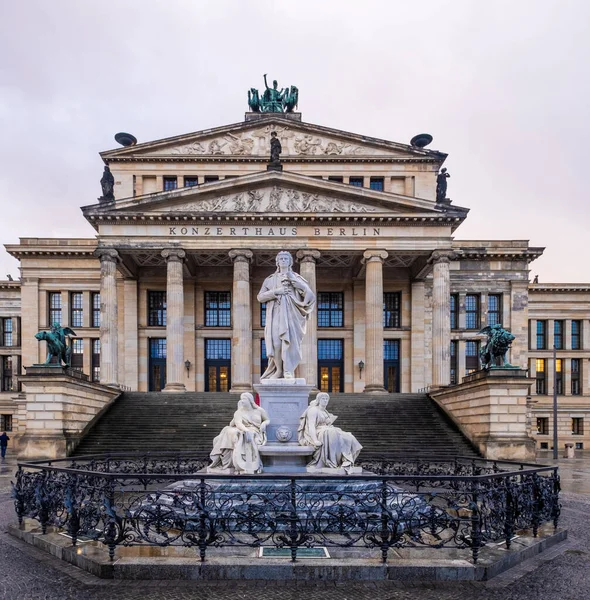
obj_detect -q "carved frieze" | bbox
[149,125,399,158]
[168,186,377,213]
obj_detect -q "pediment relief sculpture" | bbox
[166,187,379,214]
[146,125,405,158]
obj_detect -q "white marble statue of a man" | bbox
[257,251,316,379]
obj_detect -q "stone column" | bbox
[410,281,425,392]
[430,250,456,387]
[229,249,253,393]
[94,248,120,387]
[162,248,186,392]
[363,249,388,394]
[296,249,320,386]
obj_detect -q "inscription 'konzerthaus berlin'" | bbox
[0,107,589,455]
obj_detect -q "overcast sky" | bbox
[1,0,588,282]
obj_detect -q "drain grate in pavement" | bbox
[258,547,330,559]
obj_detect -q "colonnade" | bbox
[95,247,455,392]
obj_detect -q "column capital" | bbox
[94,248,120,264]
[161,248,186,263]
[229,249,253,264]
[362,249,388,264]
[296,249,321,264]
[429,249,458,265]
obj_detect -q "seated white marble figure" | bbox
[208,393,270,474]
[298,392,362,473]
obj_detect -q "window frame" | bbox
[1,356,12,392]
[317,292,344,328]
[369,177,384,191]
[204,291,232,328]
[147,291,167,327]
[450,294,459,330]
[572,417,584,436]
[349,177,364,187]
[450,340,458,384]
[184,176,199,188]
[465,294,480,330]
[383,292,401,329]
[555,358,563,395]
[554,320,564,350]
[571,320,581,350]
[70,292,84,328]
[487,294,502,327]
[91,338,100,382]
[70,338,84,372]
[163,176,178,191]
[536,358,547,394]
[536,417,549,435]
[571,358,581,395]
[465,340,480,374]
[0,318,13,347]
[48,292,62,326]
[536,320,547,350]
[91,292,101,328]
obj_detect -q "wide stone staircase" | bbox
[73,392,479,459]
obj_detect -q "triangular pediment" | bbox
[83,171,466,222]
[101,117,446,161]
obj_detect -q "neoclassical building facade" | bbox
[0,112,588,451]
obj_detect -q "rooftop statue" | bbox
[35,323,77,367]
[247,75,299,113]
[269,131,282,165]
[257,251,315,379]
[99,165,115,202]
[479,324,516,369]
[436,167,450,203]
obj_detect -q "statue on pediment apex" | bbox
[99,165,115,202]
[247,75,299,113]
[436,168,450,203]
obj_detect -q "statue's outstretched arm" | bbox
[264,74,270,90]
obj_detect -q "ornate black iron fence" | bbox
[12,454,560,564]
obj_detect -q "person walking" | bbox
[0,432,9,459]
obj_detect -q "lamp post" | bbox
[552,346,558,460]
[184,360,191,379]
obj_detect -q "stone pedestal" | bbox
[254,379,314,472]
[17,365,119,459]
[430,368,536,461]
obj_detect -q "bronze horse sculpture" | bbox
[35,324,77,367]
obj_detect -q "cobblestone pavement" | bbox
[0,457,588,599]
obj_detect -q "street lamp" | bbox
[184,360,191,378]
[358,360,365,379]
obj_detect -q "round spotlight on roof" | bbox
[410,133,433,148]
[114,132,138,147]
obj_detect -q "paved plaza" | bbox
[0,455,588,599]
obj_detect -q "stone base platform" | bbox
[8,521,567,581]
[259,443,314,472]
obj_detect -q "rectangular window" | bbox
[383,292,401,328]
[465,295,480,329]
[450,294,458,330]
[349,177,364,187]
[318,339,343,360]
[536,320,547,350]
[1,356,12,392]
[48,292,62,326]
[536,358,547,394]
[554,320,564,350]
[92,339,100,382]
[450,340,458,384]
[184,177,198,187]
[572,320,581,350]
[205,292,231,327]
[71,338,83,372]
[70,292,84,328]
[163,176,177,191]
[369,177,384,191]
[571,358,581,395]
[92,292,101,328]
[317,292,344,327]
[572,418,584,436]
[0,414,12,432]
[204,176,219,183]
[488,294,502,326]
[205,338,231,360]
[536,417,549,435]
[327,176,343,183]
[0,318,13,347]
[465,340,480,374]
[260,303,267,328]
[148,291,167,327]
[555,359,563,395]
[383,339,400,361]
[150,338,167,359]
[261,339,268,375]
